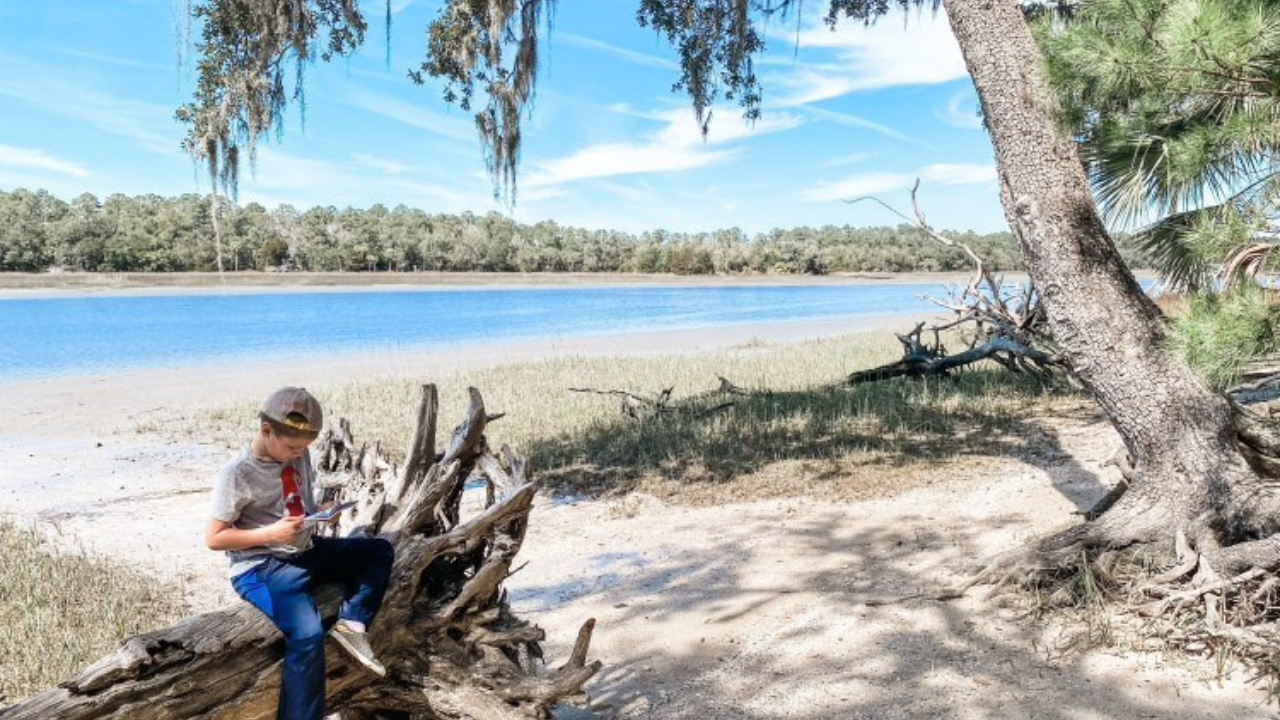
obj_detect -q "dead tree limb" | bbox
[2,385,599,720]
[845,182,1059,384]
[570,376,747,420]
[848,330,1061,384]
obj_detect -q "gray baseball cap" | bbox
[261,387,324,434]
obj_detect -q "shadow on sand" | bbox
[517,498,1273,720]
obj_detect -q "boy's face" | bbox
[260,424,316,463]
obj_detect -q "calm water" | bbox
[0,284,942,382]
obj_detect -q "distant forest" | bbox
[0,188,1150,274]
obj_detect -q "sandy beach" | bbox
[1,309,1275,719]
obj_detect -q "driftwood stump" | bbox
[1,386,599,720]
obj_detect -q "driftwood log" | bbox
[847,320,1060,384]
[1,385,599,720]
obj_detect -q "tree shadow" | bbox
[511,495,1271,720]
[529,369,1108,505]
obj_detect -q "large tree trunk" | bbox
[941,0,1280,567]
[0,386,599,720]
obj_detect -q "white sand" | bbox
[1,314,1275,719]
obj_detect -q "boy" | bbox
[206,387,395,720]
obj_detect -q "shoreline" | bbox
[0,270,1005,298]
[0,312,935,437]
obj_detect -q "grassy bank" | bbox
[0,521,187,702]
[174,330,1087,505]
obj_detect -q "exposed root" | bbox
[966,519,1280,699]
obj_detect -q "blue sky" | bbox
[0,1,1005,234]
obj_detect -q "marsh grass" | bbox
[175,330,1085,504]
[0,520,186,702]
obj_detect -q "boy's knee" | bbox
[286,622,327,650]
[365,537,394,569]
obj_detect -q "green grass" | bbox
[0,520,187,703]
[172,330,1085,504]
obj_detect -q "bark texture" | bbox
[942,0,1280,557]
[1,386,598,720]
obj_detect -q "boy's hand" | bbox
[264,515,305,544]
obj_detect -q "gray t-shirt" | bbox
[210,445,319,578]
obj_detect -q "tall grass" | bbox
[182,331,1084,504]
[0,521,186,702]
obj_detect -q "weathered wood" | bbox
[847,329,1060,384]
[1,386,597,720]
[570,376,746,420]
[387,384,439,505]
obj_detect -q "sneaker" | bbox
[330,621,387,677]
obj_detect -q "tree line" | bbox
[0,188,1152,275]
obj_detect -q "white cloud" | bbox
[767,12,968,105]
[800,105,925,146]
[803,162,995,202]
[936,89,983,130]
[823,151,878,168]
[526,141,738,187]
[51,47,172,72]
[525,108,803,188]
[515,185,570,204]
[596,179,661,204]
[351,153,407,175]
[654,107,803,146]
[0,145,89,177]
[558,33,678,70]
[923,163,996,185]
[344,87,476,142]
[238,148,487,211]
[0,54,178,156]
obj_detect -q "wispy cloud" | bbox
[525,108,803,188]
[0,54,179,156]
[766,12,968,105]
[799,105,926,147]
[343,87,476,142]
[936,89,982,130]
[50,46,172,72]
[526,141,738,187]
[802,162,995,202]
[595,179,661,205]
[351,152,407,174]
[822,151,878,169]
[239,148,487,211]
[558,32,678,70]
[0,145,89,177]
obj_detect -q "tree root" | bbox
[958,515,1280,696]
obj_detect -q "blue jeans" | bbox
[231,536,395,720]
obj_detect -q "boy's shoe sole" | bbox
[330,625,387,677]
